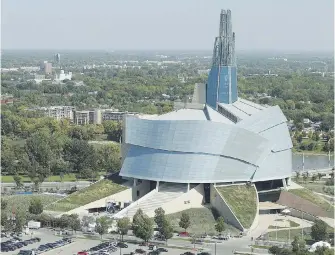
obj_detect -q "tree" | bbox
[160,218,174,243]
[295,171,300,183]
[133,214,154,243]
[311,220,328,241]
[291,236,306,253]
[117,217,131,241]
[154,207,166,232]
[82,215,95,228]
[314,246,333,255]
[28,197,44,215]
[133,209,144,226]
[95,216,112,239]
[317,173,322,181]
[14,209,26,234]
[311,175,317,183]
[302,173,308,183]
[1,212,13,233]
[58,215,70,230]
[13,175,23,189]
[63,139,97,178]
[215,216,225,234]
[1,198,8,210]
[268,246,281,255]
[68,214,81,233]
[179,212,191,232]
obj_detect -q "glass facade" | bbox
[206,66,238,108]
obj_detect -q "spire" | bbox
[211,9,235,67]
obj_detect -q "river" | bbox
[292,153,334,171]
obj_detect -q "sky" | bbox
[1,0,334,52]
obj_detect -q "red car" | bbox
[178,232,190,237]
[77,251,88,255]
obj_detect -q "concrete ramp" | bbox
[114,183,204,219]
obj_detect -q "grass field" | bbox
[45,179,127,212]
[1,173,106,183]
[265,226,334,244]
[289,188,334,217]
[216,185,257,229]
[268,220,300,229]
[2,194,62,214]
[166,207,240,236]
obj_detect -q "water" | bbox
[292,153,334,171]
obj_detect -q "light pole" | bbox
[301,211,304,240]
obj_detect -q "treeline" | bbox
[1,107,122,184]
[238,74,334,132]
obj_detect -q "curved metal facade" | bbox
[120,106,293,183]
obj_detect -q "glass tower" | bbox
[206,9,237,109]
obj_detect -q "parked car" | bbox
[117,242,128,248]
[135,248,147,254]
[156,248,168,252]
[178,232,190,237]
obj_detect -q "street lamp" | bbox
[281,209,291,242]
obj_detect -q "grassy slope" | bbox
[45,179,127,212]
[2,194,61,214]
[166,207,239,236]
[216,185,257,229]
[289,188,334,217]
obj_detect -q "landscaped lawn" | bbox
[216,185,257,229]
[265,226,334,244]
[289,188,334,217]
[2,194,62,214]
[45,179,127,212]
[166,207,239,236]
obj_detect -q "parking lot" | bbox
[2,229,202,255]
[43,239,196,255]
[1,231,68,255]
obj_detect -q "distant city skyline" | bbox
[1,0,334,52]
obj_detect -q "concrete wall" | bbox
[64,187,133,216]
[153,183,204,217]
[131,180,151,201]
[248,184,260,232]
[210,184,244,231]
[287,208,317,222]
[113,189,158,219]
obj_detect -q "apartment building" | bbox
[74,109,102,125]
[39,106,75,121]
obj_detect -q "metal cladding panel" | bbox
[206,67,219,109]
[238,98,266,110]
[259,123,293,152]
[217,67,230,104]
[192,83,206,104]
[236,106,287,133]
[120,145,255,183]
[125,117,273,166]
[232,100,261,115]
[222,127,272,165]
[253,150,292,181]
[230,67,238,103]
[218,103,250,119]
[205,105,234,124]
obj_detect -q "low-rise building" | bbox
[38,106,75,121]
[74,109,102,125]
